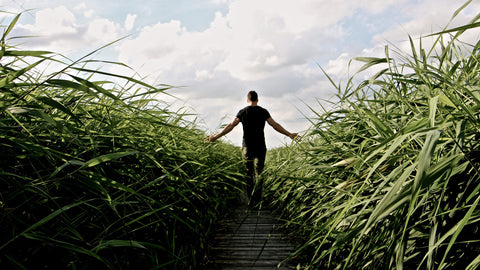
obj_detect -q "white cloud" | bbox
[376,0,479,43]
[116,20,187,79]
[195,69,214,81]
[325,53,356,79]
[356,0,409,14]
[84,9,95,18]
[74,3,87,10]
[210,0,230,4]
[371,0,480,61]
[125,14,137,31]
[74,2,94,18]
[115,0,353,86]
[15,5,125,54]
[23,6,77,35]
[85,18,120,44]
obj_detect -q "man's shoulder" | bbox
[237,106,270,116]
[237,106,248,114]
[258,106,269,112]
[257,106,270,117]
[236,106,249,118]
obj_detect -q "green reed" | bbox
[0,13,243,269]
[264,4,480,270]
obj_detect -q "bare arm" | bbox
[266,117,299,140]
[205,117,240,142]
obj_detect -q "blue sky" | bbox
[3,0,480,148]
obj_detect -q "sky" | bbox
[2,0,480,148]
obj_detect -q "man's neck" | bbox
[249,101,258,106]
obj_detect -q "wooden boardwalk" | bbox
[207,206,297,269]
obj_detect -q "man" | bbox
[206,91,299,207]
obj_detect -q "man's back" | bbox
[236,105,271,149]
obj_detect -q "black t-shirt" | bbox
[236,106,271,149]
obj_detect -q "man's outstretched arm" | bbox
[266,117,299,140]
[205,117,240,142]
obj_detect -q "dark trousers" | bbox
[242,146,266,206]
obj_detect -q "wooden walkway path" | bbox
[206,205,297,269]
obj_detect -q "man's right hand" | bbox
[290,133,301,141]
[205,135,217,142]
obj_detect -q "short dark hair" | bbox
[248,91,258,102]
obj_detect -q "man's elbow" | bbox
[226,123,236,132]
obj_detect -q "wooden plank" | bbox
[215,234,284,238]
[207,206,297,269]
[211,267,293,270]
[209,259,294,267]
[213,243,294,247]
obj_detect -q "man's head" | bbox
[247,91,258,102]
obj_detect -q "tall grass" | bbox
[264,5,480,270]
[0,14,243,269]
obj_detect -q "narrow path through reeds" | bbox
[206,203,296,269]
